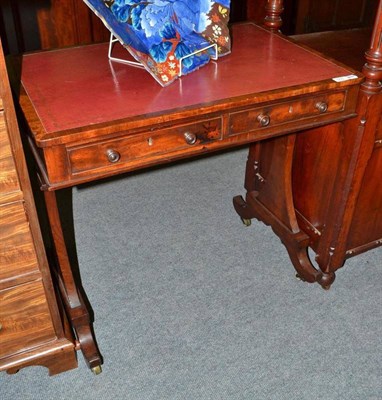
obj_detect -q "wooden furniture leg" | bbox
[43,189,103,374]
[233,135,332,288]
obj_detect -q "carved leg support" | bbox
[234,135,330,288]
[44,190,103,372]
[233,193,321,284]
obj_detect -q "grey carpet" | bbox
[1,148,381,400]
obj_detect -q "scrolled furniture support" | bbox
[233,136,328,288]
[43,190,103,373]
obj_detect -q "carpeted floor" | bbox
[1,148,381,400]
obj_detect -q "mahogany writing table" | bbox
[19,23,363,372]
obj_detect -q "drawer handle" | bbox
[106,149,121,163]
[184,132,197,145]
[316,101,328,113]
[257,114,270,127]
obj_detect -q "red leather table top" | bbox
[21,23,355,134]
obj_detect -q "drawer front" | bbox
[229,91,346,136]
[0,202,40,288]
[0,111,21,198]
[0,280,56,359]
[68,117,222,174]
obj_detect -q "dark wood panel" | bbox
[292,28,372,71]
[36,0,110,50]
[0,0,110,54]
[292,123,344,242]
[347,146,382,250]
[295,0,379,33]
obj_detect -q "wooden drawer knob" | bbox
[106,149,121,163]
[257,113,270,127]
[184,132,197,145]
[316,101,328,113]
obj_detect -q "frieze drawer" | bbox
[68,117,222,174]
[229,92,346,136]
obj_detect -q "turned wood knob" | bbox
[184,132,197,145]
[257,114,271,127]
[106,149,121,163]
[316,101,328,113]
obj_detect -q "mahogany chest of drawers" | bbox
[0,39,77,375]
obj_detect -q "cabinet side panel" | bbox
[347,146,382,249]
[292,123,344,246]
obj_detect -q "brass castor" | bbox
[241,218,252,227]
[91,365,102,375]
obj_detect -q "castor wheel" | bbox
[241,218,252,227]
[91,365,102,375]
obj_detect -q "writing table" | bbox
[18,23,363,372]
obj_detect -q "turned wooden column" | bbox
[362,0,382,93]
[264,0,284,31]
